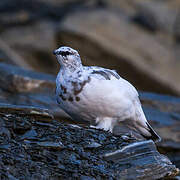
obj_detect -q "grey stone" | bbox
[84,141,101,149]
[104,140,179,180]
[134,1,178,34]
[36,141,64,150]
[0,63,55,93]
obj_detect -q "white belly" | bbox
[57,78,137,127]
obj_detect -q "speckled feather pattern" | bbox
[54,46,161,142]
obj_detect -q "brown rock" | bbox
[0,63,55,93]
[0,21,58,74]
[0,103,53,122]
[0,39,31,69]
[133,1,178,34]
[0,63,70,121]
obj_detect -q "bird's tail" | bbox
[139,122,161,142]
[133,103,161,142]
[126,120,161,142]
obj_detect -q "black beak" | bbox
[53,50,57,55]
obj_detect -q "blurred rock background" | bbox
[0,0,180,95]
[0,0,180,178]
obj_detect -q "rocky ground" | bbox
[0,104,178,180]
[0,63,179,179]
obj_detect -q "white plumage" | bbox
[53,46,161,142]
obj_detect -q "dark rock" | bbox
[36,141,64,150]
[140,92,180,170]
[132,11,157,32]
[0,118,11,142]
[0,39,31,69]
[84,140,101,149]
[132,1,177,34]
[80,175,96,180]
[0,0,103,74]
[104,140,178,180]
[0,63,69,120]
[20,128,38,140]
[0,21,58,74]
[0,89,70,121]
[0,0,97,28]
[0,103,53,122]
[174,11,180,43]
[98,134,106,141]
[0,106,178,179]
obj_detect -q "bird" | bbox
[53,46,161,142]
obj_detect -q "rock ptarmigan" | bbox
[53,46,161,142]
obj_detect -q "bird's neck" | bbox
[60,65,83,77]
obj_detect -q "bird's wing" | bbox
[84,66,121,80]
[82,77,160,141]
[81,77,139,119]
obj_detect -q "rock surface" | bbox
[140,92,180,169]
[0,105,178,179]
[0,63,69,121]
[0,63,179,178]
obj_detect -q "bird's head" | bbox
[53,46,82,71]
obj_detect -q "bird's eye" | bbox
[60,51,71,56]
